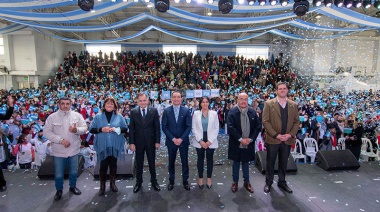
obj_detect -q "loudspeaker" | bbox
[93,153,135,179]
[37,155,85,179]
[316,150,360,171]
[255,151,297,175]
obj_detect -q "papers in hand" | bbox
[114,127,121,135]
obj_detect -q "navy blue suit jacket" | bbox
[162,105,192,147]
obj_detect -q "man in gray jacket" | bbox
[44,97,87,201]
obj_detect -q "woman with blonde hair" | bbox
[344,114,363,160]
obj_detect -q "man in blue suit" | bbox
[162,91,192,191]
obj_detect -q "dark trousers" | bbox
[196,147,215,178]
[265,142,291,186]
[19,162,31,169]
[167,144,189,182]
[347,145,361,161]
[135,146,157,183]
[99,156,117,177]
[0,168,5,187]
[232,161,249,183]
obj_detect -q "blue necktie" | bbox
[142,108,146,119]
[174,107,179,122]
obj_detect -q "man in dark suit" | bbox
[162,91,192,191]
[262,82,300,194]
[228,93,261,193]
[0,96,14,192]
[129,93,161,193]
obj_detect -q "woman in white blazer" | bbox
[192,97,219,189]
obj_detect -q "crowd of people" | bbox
[0,49,380,197]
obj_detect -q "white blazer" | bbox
[192,110,219,149]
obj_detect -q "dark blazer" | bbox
[129,106,160,148]
[162,105,192,147]
[227,107,261,162]
[262,98,300,145]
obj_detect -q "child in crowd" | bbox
[32,130,51,167]
[79,141,96,169]
[321,126,337,150]
[13,134,35,169]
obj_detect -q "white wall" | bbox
[288,40,316,76]
[336,39,376,75]
[11,34,37,72]
[34,33,65,77]
[314,40,335,74]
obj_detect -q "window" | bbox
[85,44,121,58]
[236,46,269,60]
[162,45,197,54]
[0,37,4,55]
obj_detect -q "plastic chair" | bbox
[374,142,380,161]
[291,139,306,163]
[360,138,379,161]
[303,138,319,163]
[337,138,346,150]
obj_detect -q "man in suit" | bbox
[262,82,300,194]
[129,93,161,193]
[228,93,261,193]
[162,91,192,191]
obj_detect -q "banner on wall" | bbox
[202,90,211,97]
[150,91,158,99]
[162,91,171,100]
[194,89,202,98]
[211,89,220,97]
[186,90,194,99]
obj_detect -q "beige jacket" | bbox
[44,110,87,157]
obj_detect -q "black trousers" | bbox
[19,162,31,169]
[135,146,157,184]
[196,147,215,178]
[0,168,5,187]
[347,145,361,161]
[99,156,117,176]
[265,142,291,186]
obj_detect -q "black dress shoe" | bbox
[167,181,174,191]
[152,181,161,191]
[69,187,82,195]
[206,184,212,189]
[133,183,142,193]
[264,184,271,193]
[231,182,238,193]
[183,181,190,191]
[278,184,293,193]
[198,184,204,189]
[0,186,7,192]
[54,190,63,201]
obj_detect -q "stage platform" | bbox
[1,136,380,212]
[1,160,380,212]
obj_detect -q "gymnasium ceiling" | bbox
[0,0,379,44]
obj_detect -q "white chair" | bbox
[360,138,379,161]
[303,138,319,163]
[291,139,306,163]
[337,138,346,150]
[374,142,380,160]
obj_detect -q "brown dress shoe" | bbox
[244,182,254,193]
[231,182,238,193]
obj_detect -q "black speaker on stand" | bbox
[255,151,297,175]
[316,150,360,171]
[37,155,85,179]
[93,153,135,179]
